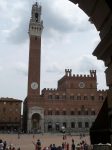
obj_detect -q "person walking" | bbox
[71,140,75,150]
[0,139,4,150]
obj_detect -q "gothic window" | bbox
[71,122,75,128]
[84,96,88,100]
[62,95,66,99]
[63,122,67,128]
[48,122,52,131]
[91,95,95,100]
[71,111,75,115]
[85,110,88,115]
[48,110,52,115]
[99,95,104,100]
[62,110,66,115]
[55,95,59,100]
[55,122,60,131]
[77,95,81,100]
[91,110,96,115]
[78,110,81,115]
[78,122,82,128]
[70,95,74,100]
[55,110,60,115]
[85,122,89,128]
[48,95,53,99]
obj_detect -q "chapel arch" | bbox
[31,113,41,132]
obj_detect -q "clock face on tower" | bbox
[79,82,85,88]
[31,82,38,90]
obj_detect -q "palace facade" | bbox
[0,98,22,132]
[23,2,107,134]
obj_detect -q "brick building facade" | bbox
[0,98,22,132]
[23,2,107,134]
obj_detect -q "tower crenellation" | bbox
[27,2,43,97]
[29,2,43,37]
[90,70,96,77]
[64,69,97,79]
[65,69,72,77]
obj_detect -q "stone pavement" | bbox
[0,133,91,150]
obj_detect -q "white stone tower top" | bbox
[29,2,43,37]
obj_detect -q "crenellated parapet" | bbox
[0,97,22,102]
[90,70,96,77]
[65,69,72,77]
[64,69,96,79]
[97,89,107,93]
[42,88,58,94]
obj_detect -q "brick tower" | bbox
[23,2,44,133]
[28,2,43,97]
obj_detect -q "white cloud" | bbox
[0,66,3,71]
[0,0,108,99]
[76,55,105,73]
[14,62,28,76]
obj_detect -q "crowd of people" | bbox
[0,139,20,150]
[0,134,91,150]
[33,135,90,150]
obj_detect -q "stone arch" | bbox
[31,113,41,131]
[70,0,111,37]
[69,0,112,144]
[27,106,44,133]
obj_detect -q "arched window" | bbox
[85,122,89,128]
[77,94,81,100]
[71,122,75,128]
[62,94,66,99]
[48,95,53,99]
[78,122,82,128]
[48,122,52,131]
[71,110,75,115]
[55,94,59,100]
[84,95,88,100]
[63,122,67,128]
[85,110,88,115]
[78,110,81,115]
[91,110,96,115]
[55,110,60,115]
[91,95,95,100]
[70,95,74,100]
[99,95,104,100]
[48,110,52,115]
[62,110,66,115]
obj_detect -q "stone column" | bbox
[27,119,32,133]
[40,118,44,133]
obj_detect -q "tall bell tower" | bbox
[28,2,43,97]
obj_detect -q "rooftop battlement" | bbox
[42,88,57,92]
[98,90,106,93]
[0,97,22,102]
[64,69,96,78]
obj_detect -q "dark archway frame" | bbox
[70,0,112,144]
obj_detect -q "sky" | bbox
[0,0,108,100]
